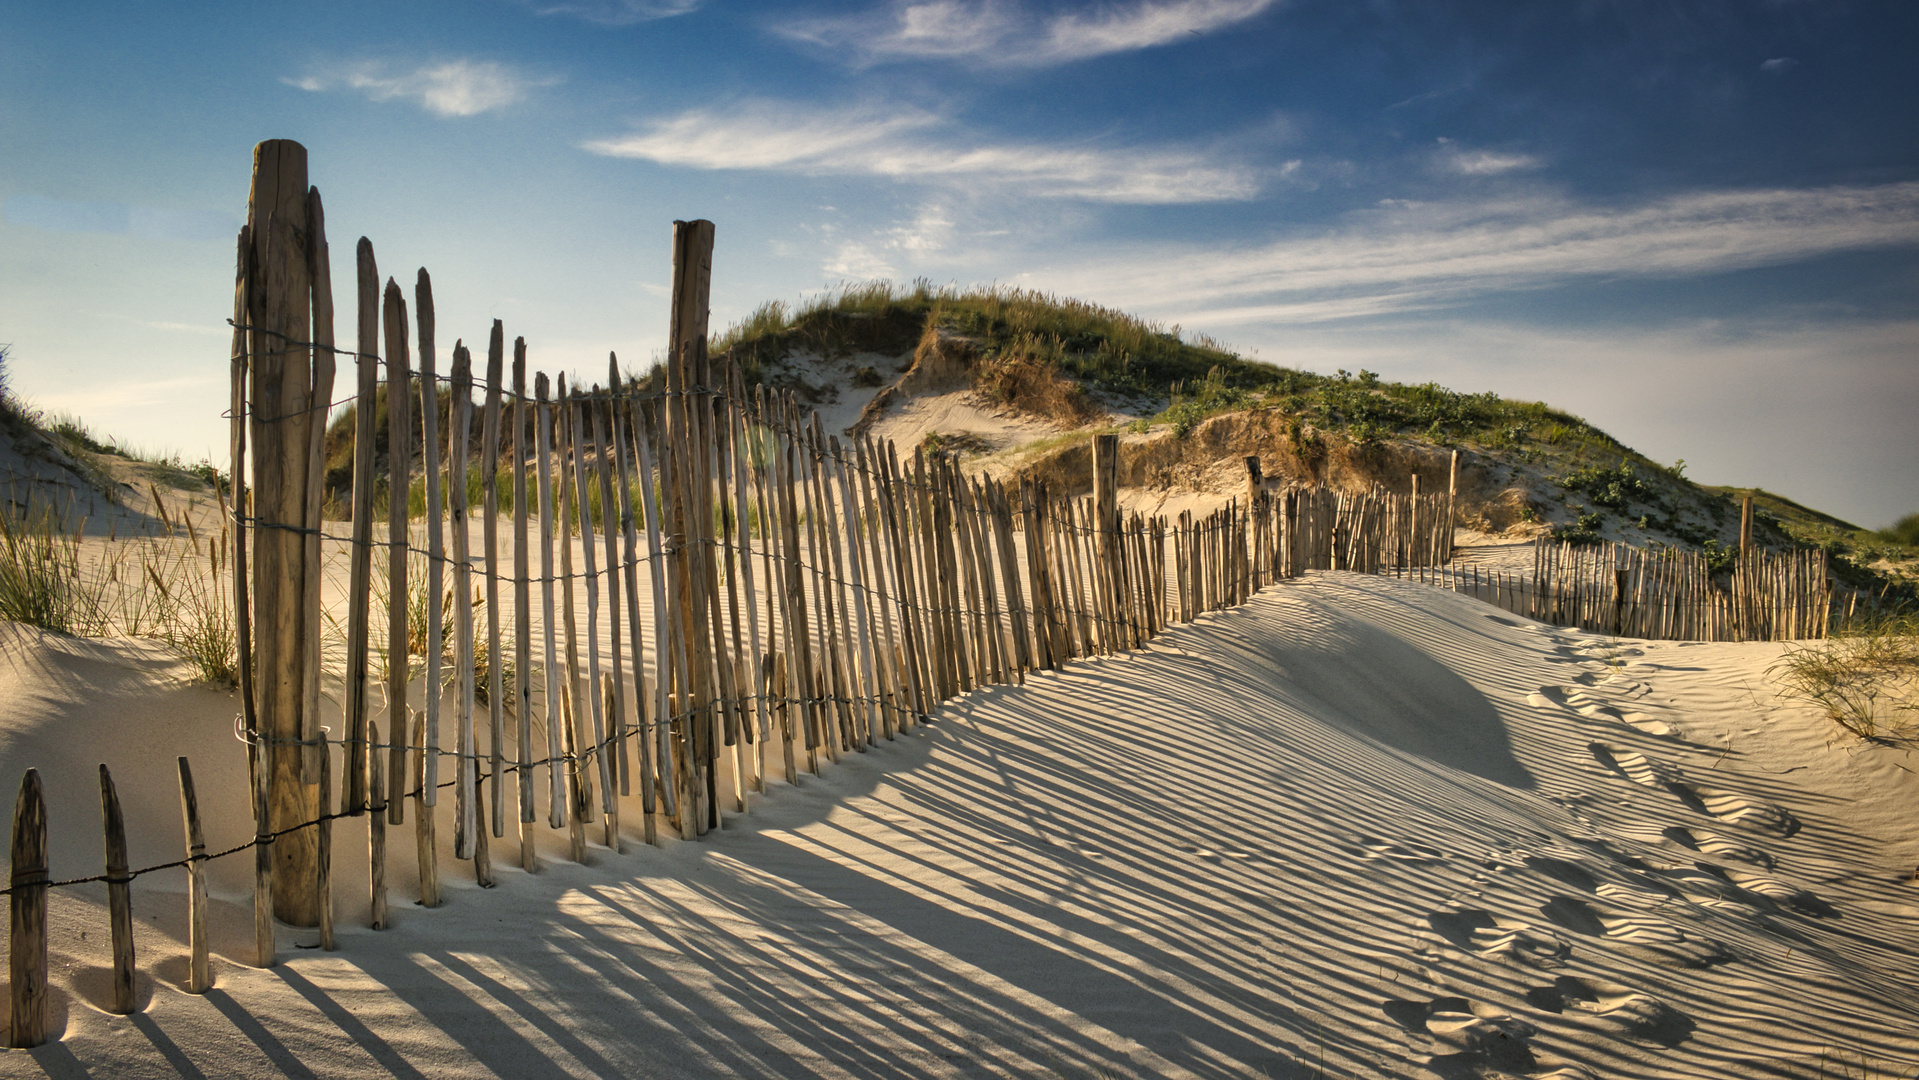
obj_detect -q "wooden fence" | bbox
[1436,539,1832,642]
[0,140,1840,1049]
[0,138,1466,1046]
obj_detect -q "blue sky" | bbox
[2,0,1914,527]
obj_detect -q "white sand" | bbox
[2,572,1916,1077]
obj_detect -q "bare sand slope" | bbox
[3,575,1917,1078]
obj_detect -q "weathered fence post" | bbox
[413,710,440,908]
[245,138,321,927]
[345,236,379,814]
[1447,449,1459,564]
[369,720,387,929]
[383,277,412,830]
[252,736,275,967]
[99,765,135,1013]
[317,740,334,951]
[177,757,210,993]
[9,770,47,1047]
[1093,434,1122,649]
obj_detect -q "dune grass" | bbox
[0,495,238,685]
[0,505,108,635]
[1770,609,1919,742]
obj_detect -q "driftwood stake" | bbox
[413,710,440,907]
[99,765,136,1013]
[369,721,387,930]
[383,278,411,828]
[9,770,47,1047]
[178,757,210,992]
[252,741,274,967]
[317,741,334,951]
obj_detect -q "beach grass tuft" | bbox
[1770,609,1919,741]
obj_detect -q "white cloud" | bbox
[1043,0,1275,59]
[1760,57,1800,75]
[823,241,899,280]
[888,206,957,252]
[776,0,1278,67]
[1436,141,1541,176]
[1041,182,1919,322]
[284,59,555,117]
[517,0,701,25]
[583,100,1260,203]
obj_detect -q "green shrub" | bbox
[1556,511,1604,545]
[1557,462,1651,510]
[1700,538,1738,575]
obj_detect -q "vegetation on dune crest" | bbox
[711,279,1610,452]
[710,280,1918,604]
[1877,513,1919,548]
[711,279,1253,398]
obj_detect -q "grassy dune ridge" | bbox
[709,281,1917,601]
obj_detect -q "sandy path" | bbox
[2,574,1916,1078]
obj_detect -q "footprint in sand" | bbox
[1588,745,1799,836]
[1595,879,1675,908]
[1638,865,1756,911]
[1360,838,1446,864]
[1664,827,1777,870]
[1614,710,1677,737]
[1718,867,1837,918]
[1539,894,1734,967]
[1523,976,1694,1048]
[1428,909,1573,966]
[1665,781,1800,837]
[1589,743,1679,787]
[1521,855,1599,892]
[1532,688,1676,736]
[1383,996,1593,1079]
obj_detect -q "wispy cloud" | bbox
[2,195,236,241]
[1043,183,1919,323]
[583,100,1260,203]
[776,0,1278,67]
[516,0,702,25]
[284,59,556,117]
[1434,139,1540,176]
[823,241,899,280]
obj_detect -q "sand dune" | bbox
[2,573,1916,1078]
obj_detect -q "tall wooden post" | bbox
[9,770,47,1047]
[245,139,320,926]
[668,219,716,828]
[1408,472,1420,571]
[345,237,379,814]
[1446,449,1459,563]
[1092,433,1122,645]
[178,758,210,993]
[99,765,135,1013]
[383,280,412,828]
